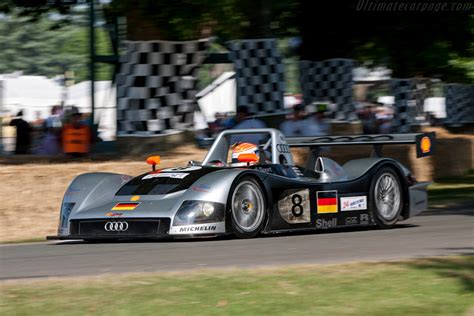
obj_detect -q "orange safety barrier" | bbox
[62,124,91,154]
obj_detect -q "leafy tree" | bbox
[0,9,113,82]
[3,0,473,82]
[300,1,474,83]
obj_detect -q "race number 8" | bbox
[291,194,303,217]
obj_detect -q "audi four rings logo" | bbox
[104,221,129,232]
[276,144,290,153]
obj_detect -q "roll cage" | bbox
[201,128,295,166]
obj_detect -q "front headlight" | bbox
[58,202,75,234]
[202,203,215,217]
[173,201,224,226]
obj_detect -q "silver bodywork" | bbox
[54,128,431,239]
[59,168,246,237]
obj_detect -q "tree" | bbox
[0,9,113,82]
[300,1,474,83]
[3,0,473,82]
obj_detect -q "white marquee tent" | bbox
[1,74,116,140]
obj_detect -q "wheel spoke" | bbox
[231,180,265,233]
[374,172,401,221]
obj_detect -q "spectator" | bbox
[304,103,330,136]
[221,112,236,129]
[62,112,91,158]
[279,103,307,136]
[375,106,393,134]
[9,110,31,154]
[208,112,226,137]
[359,104,378,134]
[231,105,267,144]
[40,106,62,155]
[31,111,45,154]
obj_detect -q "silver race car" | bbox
[47,128,435,241]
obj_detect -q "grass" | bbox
[429,169,474,206]
[1,256,473,316]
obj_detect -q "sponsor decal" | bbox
[278,189,311,224]
[360,213,371,225]
[111,202,140,211]
[106,212,123,217]
[120,175,133,183]
[276,143,291,153]
[169,222,226,235]
[344,216,358,225]
[317,191,338,214]
[142,173,189,180]
[192,184,211,193]
[416,132,435,158]
[162,166,202,172]
[316,218,337,229]
[255,166,272,173]
[340,196,367,211]
[292,166,304,177]
[420,136,431,153]
[104,221,128,232]
[130,195,141,202]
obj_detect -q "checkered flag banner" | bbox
[390,78,435,132]
[116,39,211,136]
[390,79,417,133]
[228,39,286,116]
[299,59,356,121]
[444,84,474,125]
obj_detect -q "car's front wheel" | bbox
[370,167,403,228]
[229,177,266,238]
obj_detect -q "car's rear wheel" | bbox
[370,167,403,228]
[229,177,266,238]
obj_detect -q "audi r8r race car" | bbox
[47,128,435,241]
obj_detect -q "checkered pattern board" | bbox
[444,84,474,125]
[299,59,356,121]
[116,39,211,136]
[390,78,437,132]
[390,79,418,132]
[228,39,286,115]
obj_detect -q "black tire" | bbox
[369,166,403,228]
[228,176,267,238]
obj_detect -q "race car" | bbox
[47,128,435,241]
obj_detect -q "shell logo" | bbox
[420,136,431,153]
[130,195,141,202]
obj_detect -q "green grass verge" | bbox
[1,256,473,315]
[429,169,474,205]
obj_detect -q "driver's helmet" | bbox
[231,142,258,165]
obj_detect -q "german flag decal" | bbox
[317,191,338,214]
[111,202,140,211]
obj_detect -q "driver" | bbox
[231,142,259,166]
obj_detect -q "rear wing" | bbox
[287,132,436,158]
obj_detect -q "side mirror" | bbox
[237,153,258,166]
[146,156,161,171]
[187,160,201,166]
